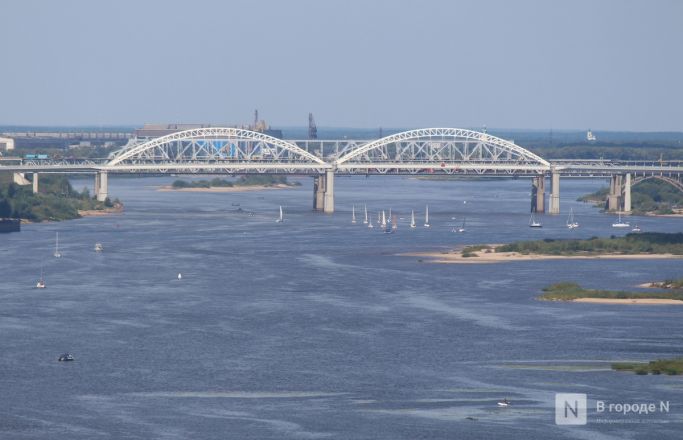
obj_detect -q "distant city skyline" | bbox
[1,0,682,131]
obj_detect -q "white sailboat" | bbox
[381,210,387,229]
[36,268,46,289]
[53,232,61,258]
[351,205,357,224]
[612,212,630,228]
[424,205,430,228]
[363,204,368,224]
[529,213,542,228]
[94,242,103,252]
[276,205,284,223]
[368,215,374,228]
[410,210,416,228]
[392,214,398,230]
[177,273,182,280]
[456,217,466,233]
[566,208,579,229]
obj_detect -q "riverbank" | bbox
[158,183,292,193]
[79,202,124,217]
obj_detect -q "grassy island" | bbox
[539,282,683,302]
[494,232,683,256]
[579,179,683,215]
[0,174,121,222]
[647,278,683,289]
[612,358,683,375]
[171,175,300,189]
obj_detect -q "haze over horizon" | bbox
[1,0,681,131]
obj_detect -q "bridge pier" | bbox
[95,171,108,202]
[32,173,39,193]
[313,175,326,211]
[549,171,560,214]
[323,170,335,214]
[607,174,622,212]
[13,172,31,186]
[531,175,545,213]
[623,173,631,213]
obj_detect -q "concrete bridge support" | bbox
[32,173,39,193]
[323,170,335,214]
[623,173,632,213]
[313,175,326,211]
[95,171,108,202]
[549,171,560,214]
[13,172,31,186]
[607,174,622,212]
[606,173,632,213]
[531,175,545,213]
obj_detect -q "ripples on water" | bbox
[1,176,681,439]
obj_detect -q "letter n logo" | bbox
[555,393,587,425]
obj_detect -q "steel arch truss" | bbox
[334,128,550,175]
[107,128,329,170]
[633,175,683,193]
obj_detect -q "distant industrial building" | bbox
[0,137,15,151]
[134,112,284,140]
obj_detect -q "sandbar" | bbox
[571,298,683,305]
[404,245,683,264]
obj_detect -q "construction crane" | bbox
[308,113,318,139]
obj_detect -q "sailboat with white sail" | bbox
[276,206,284,223]
[391,214,398,230]
[566,208,579,229]
[381,210,387,229]
[351,205,357,224]
[424,205,430,228]
[455,217,466,233]
[53,232,61,258]
[529,213,542,228]
[612,212,629,228]
[36,267,46,289]
[363,204,368,224]
[410,210,416,228]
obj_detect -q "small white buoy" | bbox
[177,273,182,280]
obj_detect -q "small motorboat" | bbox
[631,225,642,232]
[497,398,510,407]
[58,353,74,362]
[94,242,104,252]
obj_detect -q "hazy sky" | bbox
[1,0,681,130]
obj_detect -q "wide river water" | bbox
[1,176,682,439]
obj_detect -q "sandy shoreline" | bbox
[78,204,124,217]
[403,245,683,264]
[571,298,683,305]
[157,184,292,193]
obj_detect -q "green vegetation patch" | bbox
[612,358,683,375]
[539,282,683,302]
[0,174,118,222]
[461,245,492,257]
[579,179,683,215]
[497,233,683,256]
[172,175,300,189]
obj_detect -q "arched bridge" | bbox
[3,127,683,214]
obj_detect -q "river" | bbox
[1,176,681,439]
